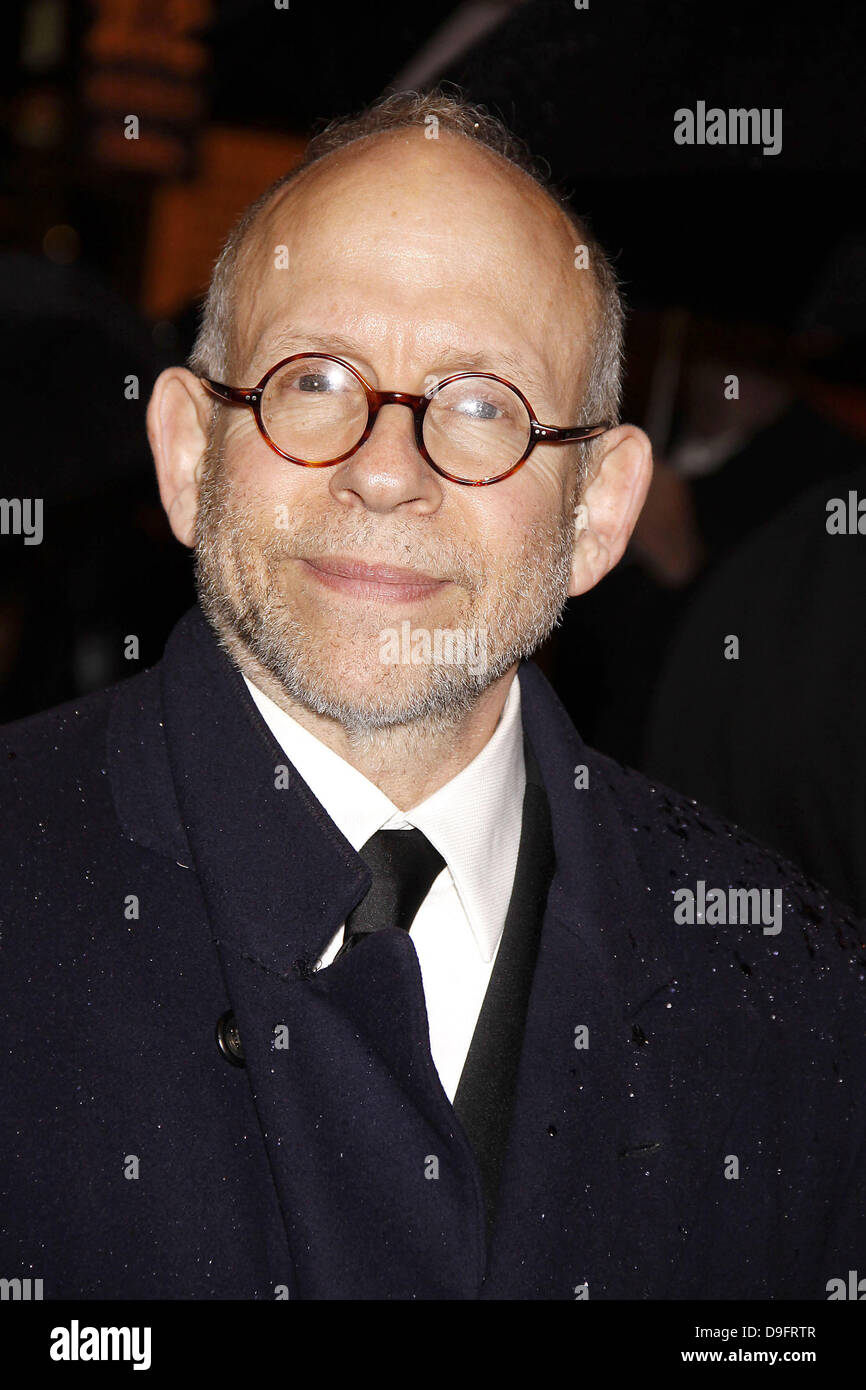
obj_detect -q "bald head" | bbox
[189,91,623,430]
[228,129,598,430]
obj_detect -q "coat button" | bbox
[216,1009,245,1067]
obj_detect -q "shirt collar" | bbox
[242,672,526,963]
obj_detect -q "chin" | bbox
[285,648,490,732]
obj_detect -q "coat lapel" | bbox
[155,606,487,1298]
[481,659,766,1299]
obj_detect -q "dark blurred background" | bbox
[2,0,865,911]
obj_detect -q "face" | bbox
[193,132,598,733]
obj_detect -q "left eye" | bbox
[458,397,500,420]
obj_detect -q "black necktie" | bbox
[336,828,446,958]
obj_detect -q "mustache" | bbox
[197,450,484,589]
[259,516,483,591]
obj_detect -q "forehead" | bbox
[231,131,595,396]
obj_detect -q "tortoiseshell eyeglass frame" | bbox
[200,352,613,487]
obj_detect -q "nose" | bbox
[328,400,444,515]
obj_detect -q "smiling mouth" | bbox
[298,555,451,603]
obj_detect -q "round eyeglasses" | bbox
[200,353,612,487]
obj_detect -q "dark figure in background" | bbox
[646,463,866,918]
[644,242,866,914]
[0,255,195,721]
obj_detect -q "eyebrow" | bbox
[248,331,550,401]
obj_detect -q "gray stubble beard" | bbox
[194,442,577,740]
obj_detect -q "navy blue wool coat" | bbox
[1,604,864,1299]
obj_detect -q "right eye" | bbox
[296,373,333,393]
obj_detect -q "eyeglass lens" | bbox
[259,356,532,480]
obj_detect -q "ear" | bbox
[568,424,653,597]
[146,367,213,548]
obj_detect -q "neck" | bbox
[235,649,518,810]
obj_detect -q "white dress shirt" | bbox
[242,672,526,1102]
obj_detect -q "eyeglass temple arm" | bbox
[532,421,612,443]
[200,378,261,406]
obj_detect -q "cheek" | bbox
[221,422,312,509]
[476,457,570,546]
[527,447,578,502]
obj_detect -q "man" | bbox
[2,90,864,1301]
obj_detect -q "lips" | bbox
[306,556,443,583]
[299,555,449,602]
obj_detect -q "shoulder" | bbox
[1,667,160,837]
[589,745,865,993]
